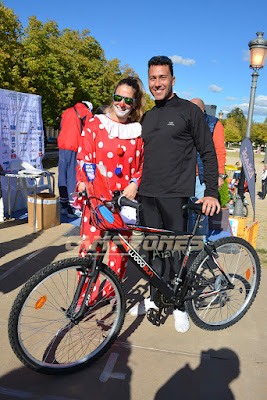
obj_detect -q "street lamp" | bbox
[218,110,223,120]
[245,32,267,139]
[235,32,267,217]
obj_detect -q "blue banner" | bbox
[240,138,255,220]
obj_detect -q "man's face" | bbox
[148,64,175,101]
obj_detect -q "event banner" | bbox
[0,89,44,213]
[240,137,255,219]
[0,88,44,171]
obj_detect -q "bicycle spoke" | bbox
[9,260,125,372]
[186,237,261,330]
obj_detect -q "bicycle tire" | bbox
[185,236,261,331]
[8,257,125,374]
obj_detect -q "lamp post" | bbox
[245,32,267,138]
[235,32,267,216]
[218,110,223,120]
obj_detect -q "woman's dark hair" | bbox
[95,105,110,115]
[113,77,146,122]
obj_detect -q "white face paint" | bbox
[113,104,132,118]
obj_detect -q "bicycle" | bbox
[8,163,261,374]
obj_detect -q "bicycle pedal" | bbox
[147,308,162,326]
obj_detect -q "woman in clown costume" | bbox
[76,77,145,302]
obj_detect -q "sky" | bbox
[4,0,267,122]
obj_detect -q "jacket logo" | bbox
[167,122,174,126]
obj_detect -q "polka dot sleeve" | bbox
[130,137,144,187]
[76,119,96,184]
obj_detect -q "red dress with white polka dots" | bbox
[76,115,143,302]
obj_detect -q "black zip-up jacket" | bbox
[139,95,219,198]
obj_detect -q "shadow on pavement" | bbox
[0,347,132,400]
[0,243,67,294]
[0,229,42,260]
[154,347,240,400]
[0,219,28,230]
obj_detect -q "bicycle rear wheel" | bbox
[185,236,261,331]
[8,257,125,374]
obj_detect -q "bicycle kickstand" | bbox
[147,308,163,326]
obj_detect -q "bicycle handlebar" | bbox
[112,190,142,211]
[73,189,142,211]
[182,203,203,214]
[118,194,142,210]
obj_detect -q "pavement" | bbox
[0,216,266,400]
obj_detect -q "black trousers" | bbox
[262,179,267,199]
[139,195,188,301]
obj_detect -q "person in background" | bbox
[75,77,146,304]
[58,101,93,217]
[95,105,110,115]
[233,161,241,180]
[129,56,220,333]
[260,164,267,199]
[189,98,226,236]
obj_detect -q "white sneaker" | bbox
[129,298,158,316]
[173,309,190,333]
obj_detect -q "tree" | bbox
[251,122,267,145]
[144,93,155,112]
[227,107,246,138]
[0,6,140,127]
[21,18,110,125]
[224,118,242,144]
[0,2,25,90]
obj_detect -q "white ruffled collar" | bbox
[96,114,141,139]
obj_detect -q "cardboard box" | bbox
[245,221,259,248]
[28,193,60,230]
[229,216,247,238]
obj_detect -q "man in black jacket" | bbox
[130,56,220,333]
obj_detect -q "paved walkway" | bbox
[0,218,266,400]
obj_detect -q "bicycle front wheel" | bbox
[185,236,261,331]
[8,257,125,374]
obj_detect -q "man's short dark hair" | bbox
[148,56,173,76]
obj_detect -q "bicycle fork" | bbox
[65,255,99,324]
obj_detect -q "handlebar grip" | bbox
[118,195,142,211]
[71,191,87,197]
[182,203,203,214]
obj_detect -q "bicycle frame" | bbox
[73,210,235,324]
